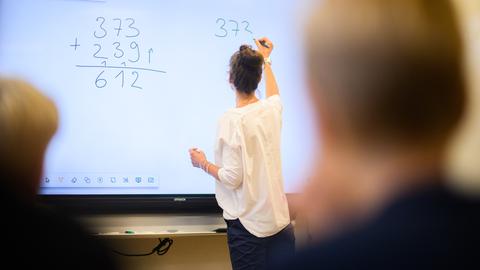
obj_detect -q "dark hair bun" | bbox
[229,45,264,94]
[238,45,264,70]
[239,44,251,51]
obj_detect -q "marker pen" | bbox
[254,38,270,49]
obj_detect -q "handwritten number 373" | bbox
[215,18,252,38]
[94,17,140,38]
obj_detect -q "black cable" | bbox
[112,238,173,257]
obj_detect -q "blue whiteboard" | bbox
[0,0,316,195]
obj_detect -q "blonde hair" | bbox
[306,0,465,145]
[0,78,58,192]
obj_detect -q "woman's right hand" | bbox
[189,148,207,168]
[255,37,274,58]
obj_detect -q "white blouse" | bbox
[214,94,290,237]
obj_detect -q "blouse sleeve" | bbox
[217,128,243,190]
[265,94,283,113]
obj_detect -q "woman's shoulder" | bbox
[262,94,282,112]
[219,109,243,123]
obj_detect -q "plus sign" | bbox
[70,38,80,51]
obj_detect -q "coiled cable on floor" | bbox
[112,238,173,257]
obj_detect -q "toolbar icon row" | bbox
[42,175,157,186]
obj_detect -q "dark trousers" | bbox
[225,219,295,270]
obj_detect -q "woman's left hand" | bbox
[189,148,207,168]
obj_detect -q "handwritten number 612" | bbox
[95,71,143,90]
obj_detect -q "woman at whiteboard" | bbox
[189,37,294,270]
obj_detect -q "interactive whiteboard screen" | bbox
[0,0,315,195]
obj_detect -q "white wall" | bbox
[80,214,231,270]
[449,0,480,194]
[106,235,231,270]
